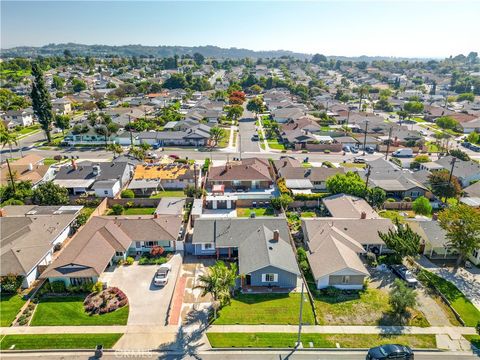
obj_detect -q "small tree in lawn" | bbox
[111,204,124,215]
[271,194,293,210]
[389,279,417,318]
[412,196,432,216]
[438,204,480,266]
[209,127,226,147]
[378,219,421,259]
[54,114,71,135]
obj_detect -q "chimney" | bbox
[360,211,367,219]
[273,229,279,242]
[28,163,33,171]
[71,159,77,170]
[0,208,6,217]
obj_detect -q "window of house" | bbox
[135,241,141,248]
[341,275,350,284]
[473,249,479,259]
[202,243,213,250]
[263,273,277,282]
[104,190,109,195]
[115,251,124,256]
[145,241,156,247]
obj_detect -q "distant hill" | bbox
[0,43,434,61]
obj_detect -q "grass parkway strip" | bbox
[206,332,437,349]
[0,333,123,350]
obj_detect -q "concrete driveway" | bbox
[105,253,182,326]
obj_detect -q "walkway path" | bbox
[418,257,480,310]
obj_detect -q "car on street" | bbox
[343,145,351,152]
[351,147,359,154]
[353,157,366,164]
[169,154,179,159]
[146,152,158,159]
[153,264,172,286]
[366,344,414,360]
[252,134,259,141]
[365,146,375,154]
[390,264,418,287]
[392,148,413,158]
[389,115,396,119]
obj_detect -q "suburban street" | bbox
[0,350,478,360]
[238,109,260,153]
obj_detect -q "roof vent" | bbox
[273,229,279,242]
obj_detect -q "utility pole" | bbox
[442,157,457,202]
[296,282,304,348]
[365,164,371,190]
[193,163,198,198]
[362,120,369,155]
[5,158,16,193]
[385,127,393,160]
[128,114,133,147]
[345,109,351,135]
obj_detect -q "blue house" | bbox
[189,218,300,290]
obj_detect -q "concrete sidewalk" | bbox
[207,325,478,335]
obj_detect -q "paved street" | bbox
[0,350,477,360]
[238,110,260,153]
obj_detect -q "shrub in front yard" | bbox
[50,280,67,293]
[111,204,124,215]
[150,246,165,257]
[125,257,134,265]
[0,273,24,293]
[121,190,135,198]
[84,287,128,315]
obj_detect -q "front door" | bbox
[246,275,251,286]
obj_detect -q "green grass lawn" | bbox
[31,296,129,326]
[236,207,275,217]
[149,190,186,198]
[300,211,317,218]
[0,333,123,350]
[301,162,312,168]
[0,294,26,327]
[14,125,40,136]
[464,335,480,349]
[378,210,415,223]
[267,139,286,150]
[207,333,436,349]
[218,129,231,148]
[418,270,480,327]
[314,288,429,327]
[123,207,156,215]
[213,293,315,325]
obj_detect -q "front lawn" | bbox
[207,332,436,349]
[213,293,315,325]
[267,139,285,150]
[418,269,480,327]
[0,333,123,350]
[342,162,367,169]
[31,296,129,326]
[236,207,275,217]
[149,190,186,198]
[314,288,429,327]
[464,335,480,349]
[123,207,156,215]
[300,211,317,218]
[0,294,26,327]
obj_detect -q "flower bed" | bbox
[83,287,128,315]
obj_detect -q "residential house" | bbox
[190,217,300,290]
[0,205,82,288]
[322,194,380,219]
[420,156,480,187]
[0,155,55,188]
[460,118,480,134]
[271,107,304,123]
[302,218,394,289]
[128,163,196,196]
[205,158,275,209]
[53,160,133,197]
[277,166,345,192]
[52,98,72,115]
[406,220,458,260]
[3,109,34,127]
[41,214,183,285]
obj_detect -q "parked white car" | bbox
[153,264,172,286]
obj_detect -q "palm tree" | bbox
[106,143,123,159]
[195,261,238,319]
[0,126,20,159]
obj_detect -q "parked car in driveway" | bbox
[366,344,414,360]
[154,264,172,286]
[343,145,351,152]
[365,146,375,154]
[390,264,418,287]
[351,147,359,154]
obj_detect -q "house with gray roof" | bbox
[302,217,394,289]
[0,205,82,288]
[421,156,480,187]
[190,217,299,290]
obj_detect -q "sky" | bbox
[1,0,480,58]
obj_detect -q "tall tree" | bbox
[246,96,264,116]
[438,204,480,266]
[31,63,54,143]
[106,143,123,159]
[209,127,226,147]
[54,114,71,135]
[326,172,367,198]
[378,220,422,259]
[428,169,462,200]
[32,181,69,205]
[0,125,20,159]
